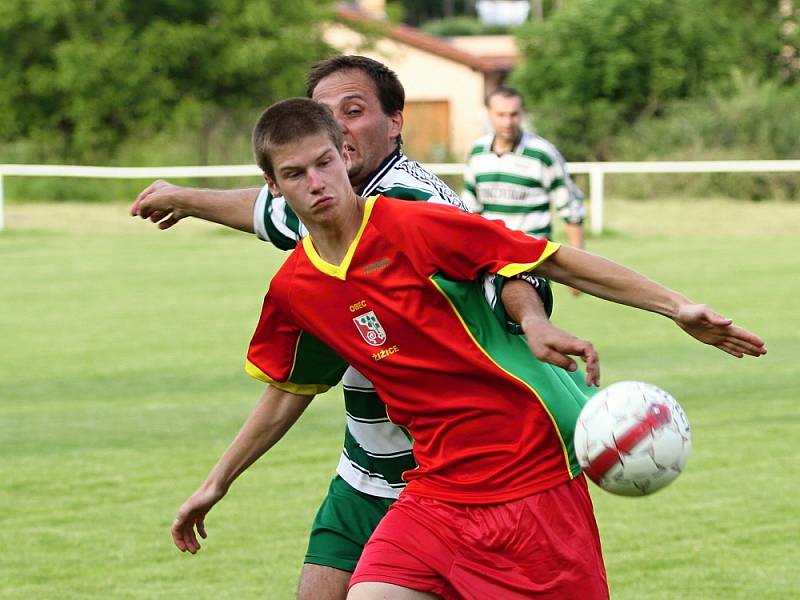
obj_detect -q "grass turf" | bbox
[1,198,798,598]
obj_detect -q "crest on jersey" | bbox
[353,311,387,347]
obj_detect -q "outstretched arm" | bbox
[171,385,313,554]
[131,179,259,232]
[534,246,767,358]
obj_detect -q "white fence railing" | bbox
[2,160,799,233]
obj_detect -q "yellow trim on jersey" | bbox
[302,195,379,281]
[245,360,330,395]
[427,275,576,478]
[496,240,560,277]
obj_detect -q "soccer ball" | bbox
[574,381,691,496]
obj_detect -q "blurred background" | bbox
[2,0,799,201]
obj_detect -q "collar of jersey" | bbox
[359,149,403,196]
[302,195,379,280]
[491,131,524,156]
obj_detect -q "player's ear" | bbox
[342,147,352,171]
[388,110,403,143]
[263,173,281,196]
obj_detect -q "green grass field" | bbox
[1,198,798,599]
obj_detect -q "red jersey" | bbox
[247,195,587,504]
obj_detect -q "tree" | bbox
[0,0,335,162]
[389,0,476,25]
[510,0,784,159]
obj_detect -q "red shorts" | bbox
[350,475,608,599]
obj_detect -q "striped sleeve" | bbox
[548,144,585,225]
[462,157,481,213]
[382,159,468,211]
[253,185,308,250]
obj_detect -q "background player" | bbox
[464,86,585,295]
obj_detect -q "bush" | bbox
[609,71,800,200]
[0,0,334,163]
[510,0,782,161]
[421,16,512,37]
[0,117,260,203]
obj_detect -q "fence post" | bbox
[589,167,604,235]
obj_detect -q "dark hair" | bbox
[485,86,525,108]
[252,98,344,179]
[306,55,405,115]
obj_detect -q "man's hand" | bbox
[674,304,767,358]
[521,316,600,386]
[130,179,189,230]
[171,484,226,554]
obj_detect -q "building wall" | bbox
[325,24,488,161]
[446,35,519,60]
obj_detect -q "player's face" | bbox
[266,133,356,227]
[487,94,523,145]
[311,69,403,190]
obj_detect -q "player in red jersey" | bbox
[241,98,765,600]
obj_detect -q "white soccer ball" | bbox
[574,381,691,496]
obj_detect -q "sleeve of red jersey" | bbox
[246,286,347,395]
[391,200,561,280]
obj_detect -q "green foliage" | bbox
[2,108,263,202]
[711,0,788,82]
[510,0,783,160]
[389,0,476,26]
[609,71,800,200]
[618,70,800,160]
[0,0,335,163]
[421,16,512,37]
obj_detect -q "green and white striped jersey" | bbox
[463,132,584,238]
[254,150,466,250]
[252,150,466,499]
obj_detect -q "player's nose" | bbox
[307,169,324,191]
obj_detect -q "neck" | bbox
[351,146,400,193]
[306,194,366,265]
[492,132,520,155]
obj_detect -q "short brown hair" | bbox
[485,86,525,108]
[306,55,405,115]
[252,98,344,179]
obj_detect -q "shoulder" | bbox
[373,194,459,223]
[373,195,470,230]
[519,132,558,167]
[468,133,494,157]
[377,155,466,210]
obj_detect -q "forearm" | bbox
[176,187,260,233]
[565,223,585,250]
[200,386,313,494]
[535,246,689,318]
[501,278,549,326]
[501,275,600,384]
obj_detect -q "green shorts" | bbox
[304,475,396,572]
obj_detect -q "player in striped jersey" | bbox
[136,57,595,600]
[463,86,586,252]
